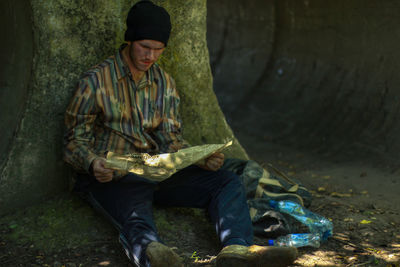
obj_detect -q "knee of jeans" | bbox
[122,173,157,185]
[218,170,242,187]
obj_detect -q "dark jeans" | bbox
[76,165,254,267]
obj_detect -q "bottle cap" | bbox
[269,200,277,209]
[267,240,274,246]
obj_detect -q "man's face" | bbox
[128,40,165,73]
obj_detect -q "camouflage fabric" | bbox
[222,159,312,238]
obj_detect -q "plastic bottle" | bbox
[268,233,321,248]
[269,200,333,240]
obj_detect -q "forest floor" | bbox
[0,134,399,267]
[237,134,400,267]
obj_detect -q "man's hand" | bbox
[198,152,225,171]
[91,158,113,183]
[169,142,184,152]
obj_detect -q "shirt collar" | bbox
[116,44,154,89]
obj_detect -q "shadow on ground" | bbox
[1,138,399,267]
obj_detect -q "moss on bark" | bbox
[155,0,248,159]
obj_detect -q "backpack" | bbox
[222,159,312,238]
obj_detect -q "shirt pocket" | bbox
[103,80,133,133]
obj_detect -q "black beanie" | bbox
[124,1,171,46]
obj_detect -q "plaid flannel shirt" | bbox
[64,46,186,174]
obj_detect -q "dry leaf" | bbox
[360,220,372,224]
[331,192,352,198]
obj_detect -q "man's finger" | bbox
[211,152,224,159]
[208,157,223,166]
[95,173,113,182]
[206,159,222,171]
[98,159,111,168]
[96,169,113,176]
[96,173,113,178]
[94,171,113,178]
[206,161,216,170]
[207,162,220,170]
[97,177,113,183]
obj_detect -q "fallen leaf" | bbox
[331,192,352,198]
[346,256,358,262]
[317,187,326,192]
[360,220,372,224]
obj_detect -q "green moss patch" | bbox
[0,194,115,253]
[0,193,217,255]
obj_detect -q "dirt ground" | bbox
[239,135,400,267]
[1,136,399,267]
